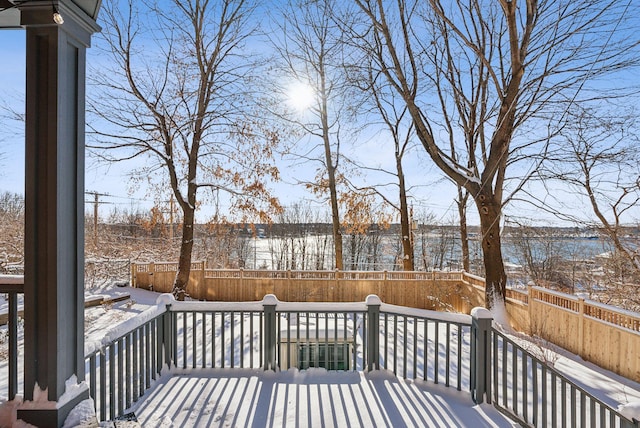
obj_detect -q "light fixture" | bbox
[52,3,63,24]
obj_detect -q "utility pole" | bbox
[93,193,98,247]
[158,197,176,241]
[85,191,110,247]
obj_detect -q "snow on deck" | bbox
[129,368,517,427]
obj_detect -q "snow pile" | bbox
[61,398,98,428]
[18,376,89,412]
[17,384,54,411]
[489,298,511,332]
[84,296,167,356]
[618,401,640,422]
[58,377,89,409]
[0,398,22,427]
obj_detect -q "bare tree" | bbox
[340,191,392,270]
[0,93,24,179]
[350,0,640,307]
[196,221,247,269]
[88,0,281,299]
[348,53,470,273]
[269,0,364,270]
[0,191,24,273]
[363,226,385,270]
[507,220,567,289]
[541,107,640,279]
[411,209,433,271]
[268,203,315,270]
[346,58,420,270]
[428,222,457,271]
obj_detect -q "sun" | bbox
[287,82,316,111]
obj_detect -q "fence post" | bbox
[148,262,155,291]
[527,284,534,332]
[578,297,585,356]
[366,295,381,371]
[130,262,136,288]
[263,294,279,371]
[196,261,205,300]
[382,270,387,300]
[471,307,493,404]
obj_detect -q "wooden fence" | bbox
[500,285,640,383]
[527,286,640,383]
[130,261,481,313]
[131,261,640,383]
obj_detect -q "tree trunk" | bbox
[420,234,427,270]
[350,234,357,270]
[316,47,343,271]
[398,157,414,271]
[476,192,507,308]
[328,163,343,270]
[323,128,343,270]
[173,204,195,301]
[457,187,470,272]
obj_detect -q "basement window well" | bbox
[278,313,357,371]
[298,342,351,370]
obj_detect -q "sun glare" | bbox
[287,82,316,111]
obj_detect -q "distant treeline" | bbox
[90,220,638,240]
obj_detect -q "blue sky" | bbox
[0,25,466,225]
[0,30,25,199]
[0,3,638,228]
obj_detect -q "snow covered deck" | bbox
[2,286,640,427]
[128,369,517,427]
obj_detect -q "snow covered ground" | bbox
[1,283,640,426]
[129,368,516,427]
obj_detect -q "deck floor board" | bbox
[128,369,517,427]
